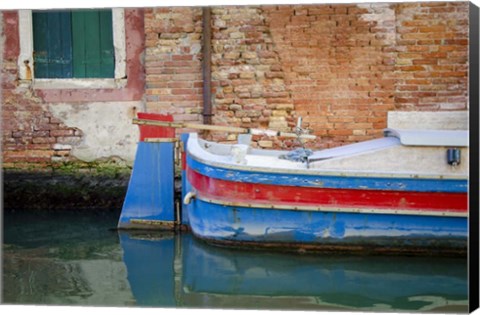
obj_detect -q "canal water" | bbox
[2,210,468,312]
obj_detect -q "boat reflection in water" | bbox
[118,231,467,312]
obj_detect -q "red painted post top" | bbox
[137,112,175,141]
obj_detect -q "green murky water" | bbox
[2,211,469,312]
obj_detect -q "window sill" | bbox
[28,78,128,90]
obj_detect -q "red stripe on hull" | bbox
[187,168,467,213]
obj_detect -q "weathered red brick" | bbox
[50,130,75,137]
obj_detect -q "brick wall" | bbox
[144,7,204,124]
[211,6,295,148]
[2,2,470,168]
[264,4,397,148]
[394,2,469,111]
[142,2,468,150]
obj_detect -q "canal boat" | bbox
[182,128,468,255]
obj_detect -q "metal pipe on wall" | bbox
[202,7,213,125]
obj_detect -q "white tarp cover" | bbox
[308,137,399,162]
[384,128,469,147]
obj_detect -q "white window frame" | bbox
[18,8,127,89]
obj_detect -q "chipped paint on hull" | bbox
[186,198,467,255]
[187,168,467,215]
[187,155,468,193]
[183,138,468,253]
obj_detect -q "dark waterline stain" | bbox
[2,210,469,312]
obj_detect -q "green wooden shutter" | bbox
[72,10,114,78]
[32,11,73,78]
[33,9,114,79]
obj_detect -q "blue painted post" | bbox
[180,133,191,227]
[117,140,176,229]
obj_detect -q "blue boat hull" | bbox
[187,198,467,255]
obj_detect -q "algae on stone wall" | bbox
[3,161,133,211]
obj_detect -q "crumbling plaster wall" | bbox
[1,9,145,169]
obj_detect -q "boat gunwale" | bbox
[186,133,468,181]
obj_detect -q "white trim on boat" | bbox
[196,195,468,218]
